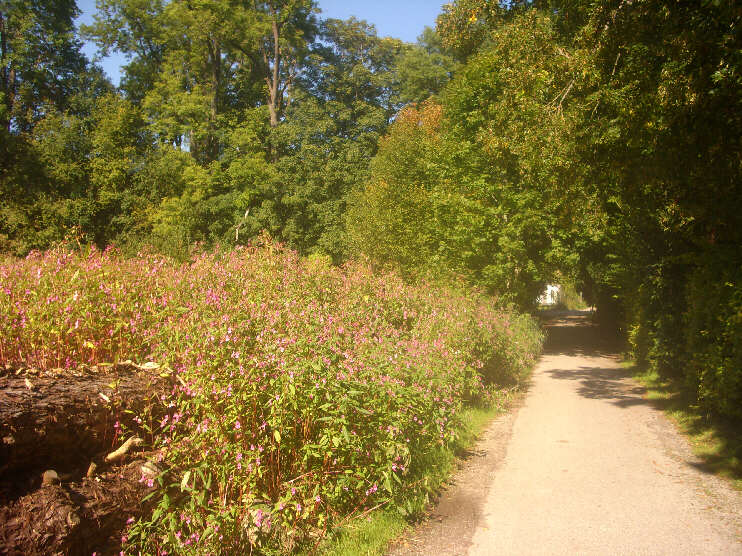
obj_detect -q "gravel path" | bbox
[390,311,742,556]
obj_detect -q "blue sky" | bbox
[76,0,446,86]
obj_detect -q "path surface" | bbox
[390,311,742,556]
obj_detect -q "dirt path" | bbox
[390,311,742,555]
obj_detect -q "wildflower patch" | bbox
[0,241,543,554]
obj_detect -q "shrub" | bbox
[0,240,542,554]
[622,250,742,422]
[684,253,742,420]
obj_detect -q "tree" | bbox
[249,0,317,129]
[436,0,505,60]
[394,27,458,106]
[350,12,597,307]
[0,1,113,253]
[0,0,88,132]
[346,102,445,274]
[81,0,167,103]
[245,17,404,259]
[85,0,318,162]
[571,0,742,417]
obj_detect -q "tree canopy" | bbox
[1,0,741,419]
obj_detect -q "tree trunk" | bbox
[265,19,281,129]
[0,11,13,131]
[207,36,222,162]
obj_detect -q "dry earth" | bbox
[389,311,742,556]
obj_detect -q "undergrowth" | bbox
[0,240,543,554]
[314,399,508,556]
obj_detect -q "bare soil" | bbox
[0,364,172,555]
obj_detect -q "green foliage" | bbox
[573,0,742,420]
[350,12,595,308]
[80,0,166,102]
[245,17,454,261]
[553,281,588,311]
[346,102,445,276]
[436,0,505,60]
[3,0,741,427]
[316,397,510,556]
[0,0,91,132]
[684,254,742,420]
[316,508,408,556]
[2,0,466,263]
[0,241,543,554]
[394,27,459,105]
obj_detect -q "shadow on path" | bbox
[545,365,650,408]
[389,310,742,556]
[540,310,624,357]
[540,310,656,410]
[539,311,741,482]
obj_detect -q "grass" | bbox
[631,364,742,491]
[310,399,509,556]
[316,509,407,556]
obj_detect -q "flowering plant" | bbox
[0,240,542,554]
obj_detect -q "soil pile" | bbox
[0,365,172,555]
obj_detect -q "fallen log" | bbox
[105,437,144,464]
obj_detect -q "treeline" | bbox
[0,0,456,259]
[2,0,742,420]
[355,0,740,420]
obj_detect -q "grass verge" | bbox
[311,399,509,556]
[632,364,742,491]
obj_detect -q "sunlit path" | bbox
[393,312,742,555]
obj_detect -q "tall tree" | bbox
[394,27,458,106]
[249,0,317,128]
[85,0,317,162]
[81,0,167,103]
[350,11,595,307]
[246,17,404,258]
[0,0,88,132]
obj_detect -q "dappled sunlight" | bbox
[540,310,625,358]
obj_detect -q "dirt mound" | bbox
[0,462,152,555]
[0,365,173,555]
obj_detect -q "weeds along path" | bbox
[391,310,742,555]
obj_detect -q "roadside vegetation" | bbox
[633,366,742,491]
[2,0,741,552]
[317,400,506,556]
[0,242,542,554]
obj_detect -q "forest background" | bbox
[1,0,741,422]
